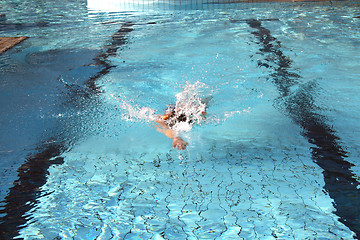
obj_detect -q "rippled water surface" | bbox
[1,0,360,239]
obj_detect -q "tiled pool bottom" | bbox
[18,130,354,239]
[1,0,360,239]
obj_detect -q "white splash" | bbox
[107,94,157,122]
[106,81,210,133]
[106,81,252,134]
[170,81,208,132]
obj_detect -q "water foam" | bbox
[107,93,157,122]
[106,81,251,134]
[169,81,208,132]
[106,81,209,133]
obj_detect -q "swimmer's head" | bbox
[161,104,176,120]
[161,106,202,130]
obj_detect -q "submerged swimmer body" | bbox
[154,98,210,150]
[154,118,189,150]
[154,106,190,150]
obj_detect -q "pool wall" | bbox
[87,0,335,11]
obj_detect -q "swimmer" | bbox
[154,118,189,150]
[153,97,211,150]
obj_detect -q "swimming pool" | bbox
[1,0,360,239]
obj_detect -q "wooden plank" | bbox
[0,37,29,54]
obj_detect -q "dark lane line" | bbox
[244,19,360,238]
[0,144,65,239]
[0,22,134,239]
[87,22,134,92]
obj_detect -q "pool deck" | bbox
[0,37,29,54]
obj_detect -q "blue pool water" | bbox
[1,0,360,239]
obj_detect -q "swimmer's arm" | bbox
[154,122,176,139]
[154,120,188,150]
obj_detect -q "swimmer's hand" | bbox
[172,137,188,150]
